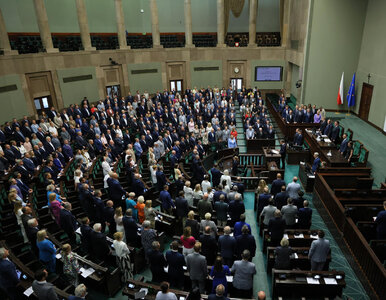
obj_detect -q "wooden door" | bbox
[359,83,373,121]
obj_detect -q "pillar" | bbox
[248,0,258,47]
[32,0,58,53]
[150,0,162,48]
[217,0,226,47]
[184,0,194,47]
[0,9,17,55]
[114,0,130,50]
[75,0,95,51]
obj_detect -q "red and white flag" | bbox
[337,72,344,105]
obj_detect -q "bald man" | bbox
[257,291,266,300]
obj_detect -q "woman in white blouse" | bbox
[183,181,194,207]
[113,232,133,282]
[220,169,232,189]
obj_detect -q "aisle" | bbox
[235,103,247,154]
[244,191,272,300]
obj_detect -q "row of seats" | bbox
[226,32,281,47]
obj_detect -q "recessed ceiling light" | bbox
[140,9,144,13]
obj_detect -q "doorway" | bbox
[230,78,243,92]
[359,83,373,121]
[170,80,183,93]
[34,96,53,117]
[106,85,120,98]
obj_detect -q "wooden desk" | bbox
[272,269,346,299]
[263,229,319,252]
[287,147,310,165]
[262,147,281,166]
[304,130,349,167]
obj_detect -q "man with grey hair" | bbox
[26,218,40,255]
[71,283,87,299]
[218,226,236,267]
[59,202,78,245]
[91,223,110,261]
[0,247,20,300]
[214,194,229,227]
[231,250,256,298]
[141,221,157,258]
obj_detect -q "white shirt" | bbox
[113,240,130,257]
[201,180,211,194]
[102,161,112,176]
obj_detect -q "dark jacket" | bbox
[236,233,256,258]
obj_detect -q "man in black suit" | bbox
[229,194,245,226]
[91,223,111,261]
[210,163,222,187]
[165,241,186,289]
[268,210,286,246]
[175,191,189,229]
[26,218,40,256]
[0,247,20,300]
[274,185,288,210]
[330,121,341,144]
[104,200,116,235]
[156,166,167,192]
[132,173,146,197]
[270,173,285,197]
[279,140,286,169]
[75,132,87,150]
[199,226,217,265]
[148,241,167,283]
[107,173,127,209]
[80,217,93,254]
[59,203,78,245]
[323,119,333,137]
[122,209,139,247]
[235,225,256,260]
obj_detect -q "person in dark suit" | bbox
[339,133,349,155]
[199,226,217,265]
[293,129,303,146]
[156,166,167,192]
[160,185,175,215]
[107,173,127,209]
[235,225,256,260]
[59,203,78,245]
[0,247,20,300]
[274,238,293,270]
[229,195,245,226]
[90,223,111,261]
[79,217,92,254]
[208,284,229,300]
[311,152,321,174]
[122,209,139,247]
[330,121,341,144]
[165,241,185,289]
[257,188,272,217]
[298,200,312,229]
[104,200,116,235]
[175,191,189,228]
[148,241,167,283]
[26,218,40,256]
[323,119,333,137]
[274,186,288,210]
[270,173,285,197]
[268,210,286,247]
[375,201,386,239]
[132,174,146,197]
[218,226,236,267]
[210,163,222,187]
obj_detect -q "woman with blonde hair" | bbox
[135,196,146,224]
[113,231,133,282]
[185,210,200,239]
[184,181,194,207]
[36,229,56,273]
[180,226,196,257]
[193,184,204,207]
[61,244,80,286]
[144,200,156,228]
[255,179,268,211]
[114,207,125,238]
[23,137,33,153]
[14,200,28,243]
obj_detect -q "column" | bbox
[33,0,58,53]
[75,0,95,51]
[150,0,162,48]
[184,0,194,47]
[248,0,258,47]
[0,9,17,55]
[217,0,225,47]
[280,0,290,48]
[114,0,130,50]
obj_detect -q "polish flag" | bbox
[337,72,344,105]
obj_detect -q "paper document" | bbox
[183,266,187,271]
[164,266,169,273]
[321,135,328,138]
[308,175,315,178]
[271,150,279,154]
[294,233,304,238]
[294,253,298,259]
[75,227,81,235]
[226,276,233,282]
[324,138,331,143]
[311,234,318,239]
[373,217,377,221]
[24,287,34,297]
[306,277,320,284]
[55,254,62,259]
[80,267,95,278]
[283,234,289,239]
[324,278,337,285]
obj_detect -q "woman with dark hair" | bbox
[209,256,231,296]
[155,282,177,300]
[186,287,203,300]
